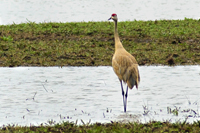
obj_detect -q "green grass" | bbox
[1,120,200,132]
[0,19,200,67]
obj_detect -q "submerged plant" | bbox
[167,106,180,116]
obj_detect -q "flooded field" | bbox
[0,66,200,126]
[1,0,200,25]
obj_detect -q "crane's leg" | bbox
[124,86,129,112]
[120,80,126,112]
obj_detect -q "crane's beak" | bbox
[108,17,112,20]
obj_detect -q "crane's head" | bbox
[108,13,118,21]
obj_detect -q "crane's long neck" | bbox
[114,20,123,51]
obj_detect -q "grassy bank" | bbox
[1,121,200,132]
[0,19,200,67]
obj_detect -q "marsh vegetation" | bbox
[0,18,200,67]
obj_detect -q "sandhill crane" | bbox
[108,13,140,112]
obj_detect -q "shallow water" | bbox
[0,0,200,25]
[0,66,200,126]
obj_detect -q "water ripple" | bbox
[0,66,200,126]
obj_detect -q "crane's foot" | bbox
[124,107,126,112]
[124,97,127,113]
